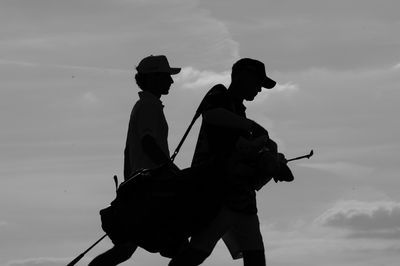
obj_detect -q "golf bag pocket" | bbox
[100,202,130,245]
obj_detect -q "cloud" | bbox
[176,66,299,95]
[0,57,131,75]
[299,161,374,178]
[0,0,240,71]
[176,66,230,90]
[6,257,70,266]
[1,1,400,266]
[79,91,100,106]
[257,217,400,266]
[200,0,400,71]
[273,82,299,93]
[316,200,400,238]
[252,82,299,103]
[253,199,400,266]
[0,59,38,67]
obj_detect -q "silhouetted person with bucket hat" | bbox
[169,58,281,266]
[89,55,181,266]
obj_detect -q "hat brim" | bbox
[169,67,181,75]
[263,77,276,89]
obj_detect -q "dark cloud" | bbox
[318,201,400,239]
[325,205,400,231]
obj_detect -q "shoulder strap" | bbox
[170,84,226,162]
[169,110,200,162]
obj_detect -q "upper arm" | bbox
[203,108,252,130]
[200,88,252,130]
[133,103,159,140]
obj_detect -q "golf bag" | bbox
[100,161,223,257]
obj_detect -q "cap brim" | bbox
[263,77,276,89]
[169,67,181,75]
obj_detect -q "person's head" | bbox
[135,55,181,97]
[230,58,276,101]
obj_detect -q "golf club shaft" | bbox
[67,234,107,266]
[286,150,314,162]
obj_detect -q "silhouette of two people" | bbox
[89,55,291,266]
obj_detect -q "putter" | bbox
[286,149,314,163]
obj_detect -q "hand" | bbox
[277,153,287,164]
[273,162,294,183]
[266,139,278,153]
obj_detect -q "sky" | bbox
[1,0,399,265]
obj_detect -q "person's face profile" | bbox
[146,72,174,95]
[237,70,263,101]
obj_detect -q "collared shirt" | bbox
[192,84,257,214]
[124,91,169,179]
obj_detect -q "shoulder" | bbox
[130,99,155,121]
[195,84,228,115]
[202,84,229,104]
[131,99,143,115]
[206,84,228,97]
[202,84,229,108]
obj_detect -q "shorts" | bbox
[222,212,264,259]
[189,207,264,260]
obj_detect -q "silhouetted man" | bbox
[89,55,181,266]
[169,58,277,266]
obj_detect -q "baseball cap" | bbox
[232,58,276,89]
[136,55,181,75]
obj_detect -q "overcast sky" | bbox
[1,0,399,265]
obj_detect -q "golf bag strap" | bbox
[170,109,201,162]
[170,85,223,162]
[170,85,228,162]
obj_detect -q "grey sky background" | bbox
[1,0,399,265]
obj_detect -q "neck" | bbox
[145,89,162,99]
[228,83,244,103]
